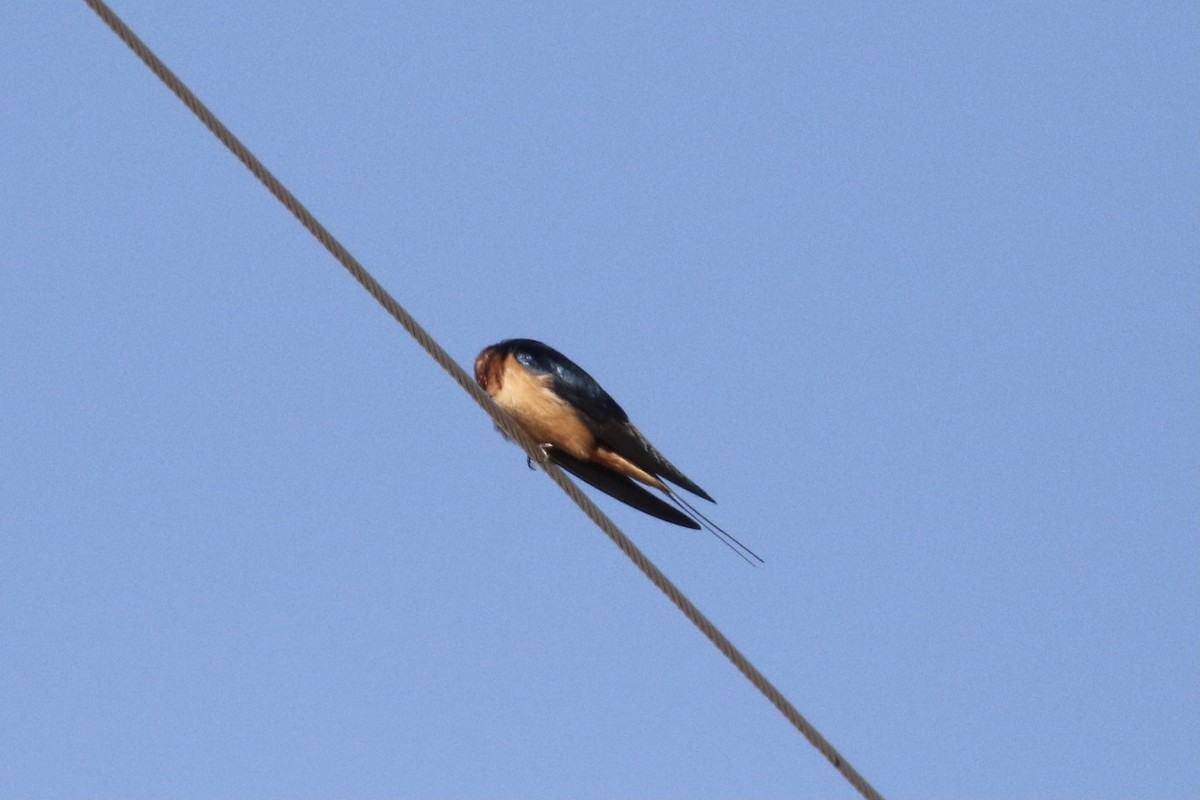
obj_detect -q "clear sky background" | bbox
[2,3,1196,798]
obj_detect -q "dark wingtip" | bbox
[666,475,715,503]
[547,449,701,530]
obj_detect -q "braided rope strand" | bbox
[78,3,884,797]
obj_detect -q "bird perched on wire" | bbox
[474,338,761,564]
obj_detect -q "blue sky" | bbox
[2,2,1196,797]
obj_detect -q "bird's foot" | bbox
[526,443,553,470]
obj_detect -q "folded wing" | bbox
[546,448,700,530]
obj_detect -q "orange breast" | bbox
[489,354,595,459]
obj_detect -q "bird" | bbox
[474,338,762,564]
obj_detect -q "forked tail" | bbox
[665,489,764,566]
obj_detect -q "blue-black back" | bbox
[503,339,629,424]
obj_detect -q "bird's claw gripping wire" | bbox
[526,444,553,470]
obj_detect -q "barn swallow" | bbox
[474,338,762,564]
